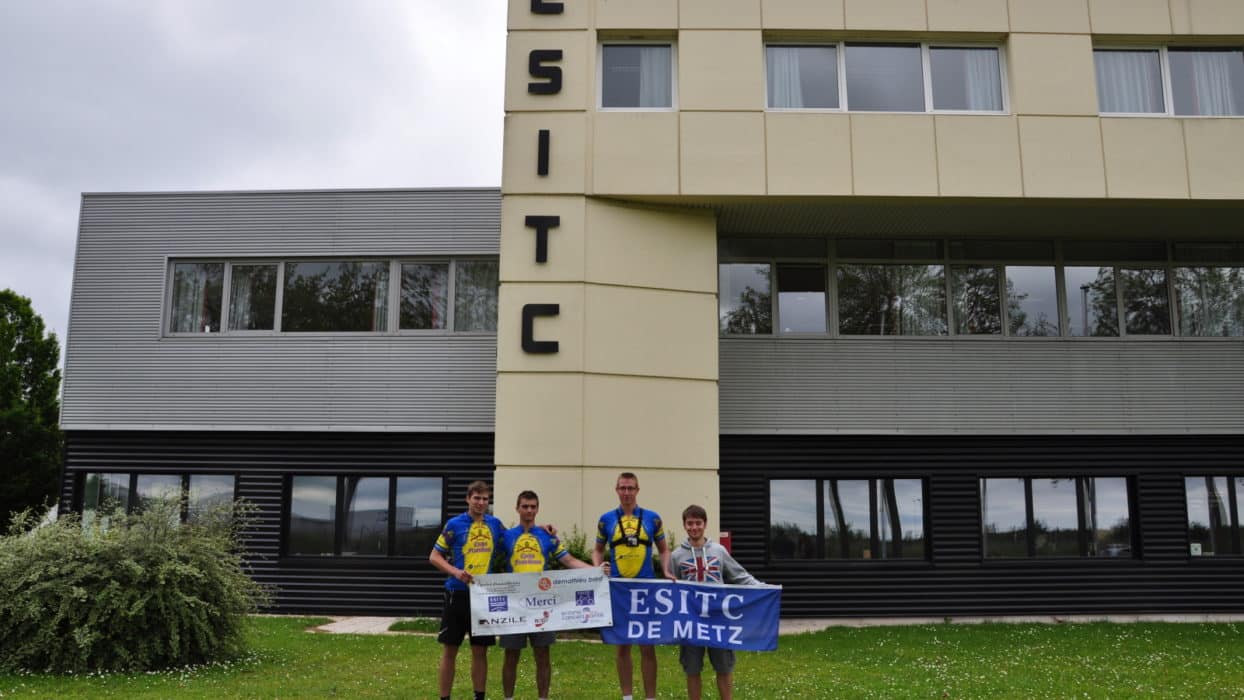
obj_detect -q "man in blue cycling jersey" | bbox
[429,480,507,700]
[499,490,594,700]
[593,472,675,700]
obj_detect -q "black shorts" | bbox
[437,589,496,647]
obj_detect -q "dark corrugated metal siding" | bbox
[721,435,1244,617]
[63,430,494,616]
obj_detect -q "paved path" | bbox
[312,613,1244,635]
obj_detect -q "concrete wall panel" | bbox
[680,112,767,195]
[592,112,681,195]
[678,30,766,111]
[1102,118,1189,199]
[851,114,939,196]
[584,200,718,293]
[1018,116,1106,197]
[761,0,846,29]
[936,115,1024,197]
[766,112,854,195]
[1008,34,1098,117]
[1184,119,1244,199]
[927,0,1010,32]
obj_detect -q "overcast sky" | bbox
[0,1,506,356]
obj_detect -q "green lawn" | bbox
[2,618,1243,698]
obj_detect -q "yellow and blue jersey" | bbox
[596,507,665,578]
[434,512,506,591]
[502,525,569,573]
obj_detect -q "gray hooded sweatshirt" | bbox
[671,538,761,585]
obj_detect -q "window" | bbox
[228,264,278,331]
[286,475,443,557]
[766,45,838,109]
[1185,476,1243,556]
[981,477,1133,558]
[454,260,500,332]
[769,478,926,561]
[283,261,390,333]
[1095,47,1244,116]
[767,42,1004,112]
[719,237,1244,339]
[169,263,223,333]
[167,258,497,336]
[82,472,236,527]
[719,263,773,334]
[601,44,673,109]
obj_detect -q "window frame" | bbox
[765,476,931,565]
[79,471,239,524]
[979,476,1138,560]
[163,257,499,338]
[597,40,678,112]
[764,41,1009,115]
[1094,45,1244,118]
[1184,474,1244,558]
[719,237,1244,341]
[281,474,446,559]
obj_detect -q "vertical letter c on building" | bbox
[522,304,560,354]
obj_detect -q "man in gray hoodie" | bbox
[670,504,761,700]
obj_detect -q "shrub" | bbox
[0,499,269,673]
[555,524,593,568]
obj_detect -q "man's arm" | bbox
[656,537,675,581]
[429,547,473,585]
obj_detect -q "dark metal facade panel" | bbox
[63,430,494,616]
[720,338,1244,434]
[721,434,1244,616]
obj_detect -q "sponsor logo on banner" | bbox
[477,616,527,627]
[471,570,612,636]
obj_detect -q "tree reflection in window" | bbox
[1064,267,1119,337]
[282,261,390,332]
[720,264,772,334]
[1174,267,1244,337]
[769,479,817,559]
[770,477,925,560]
[982,476,1133,558]
[837,264,947,335]
[1185,476,1238,556]
[1119,267,1170,335]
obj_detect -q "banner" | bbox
[470,569,612,636]
[600,579,782,651]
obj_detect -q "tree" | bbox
[0,289,62,529]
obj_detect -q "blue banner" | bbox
[600,579,781,651]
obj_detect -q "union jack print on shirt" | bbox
[680,554,722,583]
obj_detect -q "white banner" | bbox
[469,569,612,636]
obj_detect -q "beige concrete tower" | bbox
[497,1,721,539]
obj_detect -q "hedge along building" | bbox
[499,0,1244,617]
[58,1,1244,617]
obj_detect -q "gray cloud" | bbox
[0,0,505,351]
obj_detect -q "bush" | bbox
[0,500,269,673]
[555,524,593,568]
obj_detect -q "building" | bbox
[60,0,1244,616]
